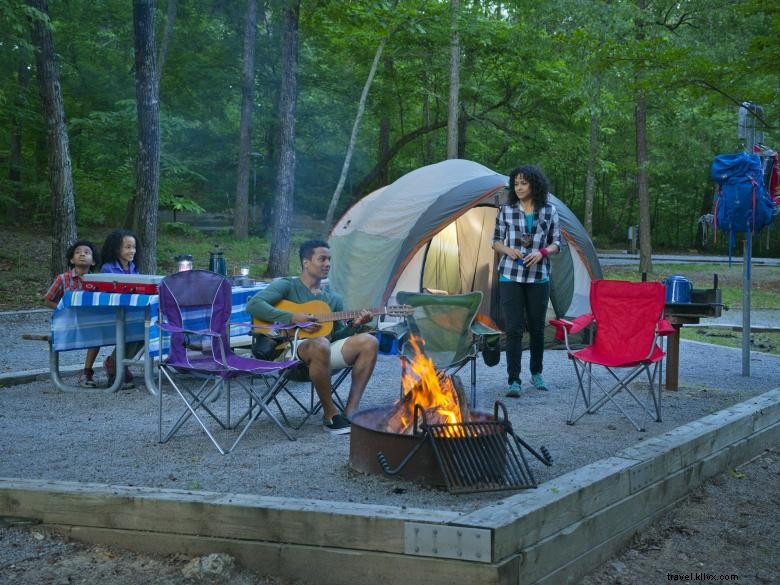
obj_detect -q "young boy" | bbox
[44,240,101,387]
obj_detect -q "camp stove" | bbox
[349,402,552,494]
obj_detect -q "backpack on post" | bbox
[710,152,775,272]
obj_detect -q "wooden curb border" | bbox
[1,388,778,585]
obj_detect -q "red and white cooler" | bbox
[81,274,165,295]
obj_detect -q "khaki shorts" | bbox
[282,337,350,371]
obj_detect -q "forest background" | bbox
[0,0,778,281]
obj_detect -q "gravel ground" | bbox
[1,309,778,512]
[1,309,779,584]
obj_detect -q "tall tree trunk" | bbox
[28,0,77,278]
[421,70,433,165]
[457,104,467,157]
[323,36,387,235]
[378,115,390,186]
[584,74,601,236]
[156,0,177,96]
[133,0,160,274]
[635,0,652,273]
[377,56,394,186]
[584,111,599,236]
[635,88,652,272]
[8,61,30,224]
[234,0,258,240]
[446,0,460,159]
[266,0,299,277]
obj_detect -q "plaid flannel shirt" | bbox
[493,201,561,283]
[44,269,87,304]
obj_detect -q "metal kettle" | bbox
[664,275,692,304]
[208,247,227,276]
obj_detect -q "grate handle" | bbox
[377,434,430,476]
[507,431,553,466]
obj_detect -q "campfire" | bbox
[379,335,470,435]
[348,334,553,493]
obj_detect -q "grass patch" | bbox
[679,327,780,356]
[602,263,780,310]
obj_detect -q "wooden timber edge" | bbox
[458,387,780,584]
[0,388,778,585]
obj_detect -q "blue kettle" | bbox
[664,275,692,304]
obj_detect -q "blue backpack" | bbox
[711,152,774,235]
[711,152,775,273]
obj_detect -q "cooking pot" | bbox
[664,275,692,304]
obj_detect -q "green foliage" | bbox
[0,0,777,255]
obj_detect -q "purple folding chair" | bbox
[157,270,299,454]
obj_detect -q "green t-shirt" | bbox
[246,277,356,341]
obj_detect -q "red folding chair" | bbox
[550,280,674,431]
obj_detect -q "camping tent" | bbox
[328,159,602,324]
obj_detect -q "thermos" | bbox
[209,247,227,276]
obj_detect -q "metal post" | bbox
[742,239,750,376]
[737,102,763,378]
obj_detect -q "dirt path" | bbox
[582,447,779,585]
[2,447,777,585]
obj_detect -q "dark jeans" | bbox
[499,280,549,384]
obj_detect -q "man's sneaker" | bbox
[531,373,548,391]
[323,413,351,435]
[79,368,97,388]
[505,380,523,398]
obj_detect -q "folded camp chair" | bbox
[550,280,674,432]
[396,291,502,407]
[157,270,300,454]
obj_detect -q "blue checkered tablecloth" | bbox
[51,283,268,356]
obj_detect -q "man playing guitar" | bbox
[247,239,378,435]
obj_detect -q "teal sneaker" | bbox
[531,373,548,391]
[505,380,523,398]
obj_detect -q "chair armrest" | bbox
[470,322,502,337]
[550,314,594,342]
[159,322,220,337]
[657,319,675,336]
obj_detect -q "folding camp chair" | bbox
[550,280,674,432]
[396,291,502,407]
[270,364,353,430]
[250,324,354,430]
[157,270,300,454]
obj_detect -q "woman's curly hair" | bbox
[507,165,550,210]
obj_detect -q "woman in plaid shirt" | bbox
[492,165,560,397]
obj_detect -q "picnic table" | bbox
[48,283,267,393]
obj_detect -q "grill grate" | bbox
[427,420,537,493]
[377,401,552,494]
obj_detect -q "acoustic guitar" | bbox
[252,299,413,339]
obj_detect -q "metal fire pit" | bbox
[349,401,552,494]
